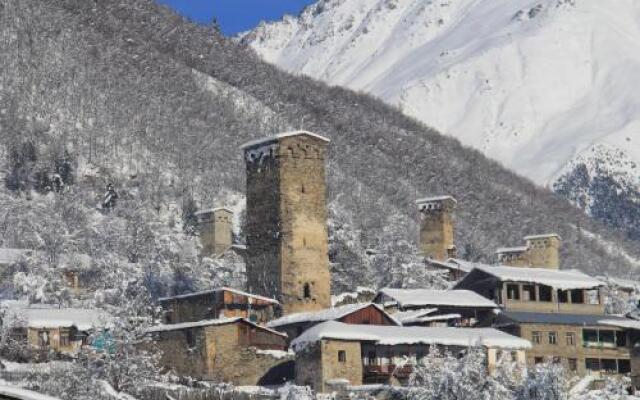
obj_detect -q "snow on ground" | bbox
[0,385,61,400]
[242,0,640,188]
[579,228,640,269]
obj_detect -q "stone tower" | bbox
[524,234,561,269]
[241,131,331,315]
[195,207,233,257]
[417,196,457,261]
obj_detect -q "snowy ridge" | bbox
[242,0,640,188]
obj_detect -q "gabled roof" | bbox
[158,287,279,304]
[496,311,632,328]
[144,317,286,337]
[430,258,490,274]
[376,288,497,309]
[240,130,330,150]
[5,305,112,331]
[457,265,603,290]
[291,321,531,351]
[415,195,457,205]
[524,234,561,241]
[393,309,438,325]
[267,303,398,328]
[495,246,528,254]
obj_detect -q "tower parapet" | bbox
[416,195,457,261]
[496,233,561,269]
[242,131,331,315]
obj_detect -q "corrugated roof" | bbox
[240,130,330,150]
[469,265,603,290]
[158,287,279,304]
[377,288,497,309]
[497,311,631,327]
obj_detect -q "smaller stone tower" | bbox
[195,207,233,257]
[524,234,561,269]
[417,196,457,261]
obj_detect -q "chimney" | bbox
[416,195,457,261]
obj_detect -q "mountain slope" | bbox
[1,0,639,295]
[242,0,640,239]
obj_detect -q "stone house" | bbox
[291,321,531,392]
[159,287,279,324]
[145,317,292,386]
[266,303,399,344]
[373,288,498,327]
[455,265,639,377]
[1,304,112,357]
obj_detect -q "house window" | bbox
[548,332,557,345]
[532,331,541,344]
[367,351,377,365]
[523,285,536,301]
[507,284,520,300]
[602,359,617,373]
[557,290,569,303]
[539,285,552,302]
[566,332,575,346]
[338,350,346,363]
[552,356,561,364]
[38,330,50,347]
[301,184,305,194]
[303,283,311,299]
[568,358,577,371]
[585,358,600,371]
[534,357,544,364]
[571,290,585,304]
[618,359,631,374]
[60,331,70,347]
[616,331,627,347]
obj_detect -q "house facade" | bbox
[292,321,530,392]
[146,318,292,386]
[159,287,279,325]
[267,303,399,343]
[455,265,637,377]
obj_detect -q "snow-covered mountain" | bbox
[242,0,640,209]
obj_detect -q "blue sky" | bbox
[157,0,316,35]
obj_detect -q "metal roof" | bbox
[497,311,631,327]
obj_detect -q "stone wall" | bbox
[418,200,455,261]
[518,322,630,376]
[319,339,363,392]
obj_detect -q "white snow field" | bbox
[242,0,640,187]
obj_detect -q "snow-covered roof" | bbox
[144,317,286,337]
[240,130,330,149]
[331,287,376,306]
[429,258,485,274]
[377,288,497,309]
[596,276,638,291]
[291,321,531,351]
[392,309,437,324]
[598,319,640,330]
[415,195,457,205]
[0,249,32,265]
[468,265,603,290]
[524,233,561,241]
[158,287,279,304]
[6,307,112,331]
[495,246,528,254]
[194,207,233,216]
[267,303,397,328]
[0,385,61,400]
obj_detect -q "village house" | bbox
[266,303,399,344]
[145,317,292,386]
[1,304,112,357]
[373,288,498,327]
[291,321,531,393]
[454,264,639,377]
[159,287,279,325]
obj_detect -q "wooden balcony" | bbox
[363,364,414,383]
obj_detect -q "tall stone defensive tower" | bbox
[524,234,561,269]
[195,207,233,257]
[417,196,457,261]
[241,131,331,315]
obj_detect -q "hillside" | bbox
[0,0,639,300]
[241,0,640,240]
